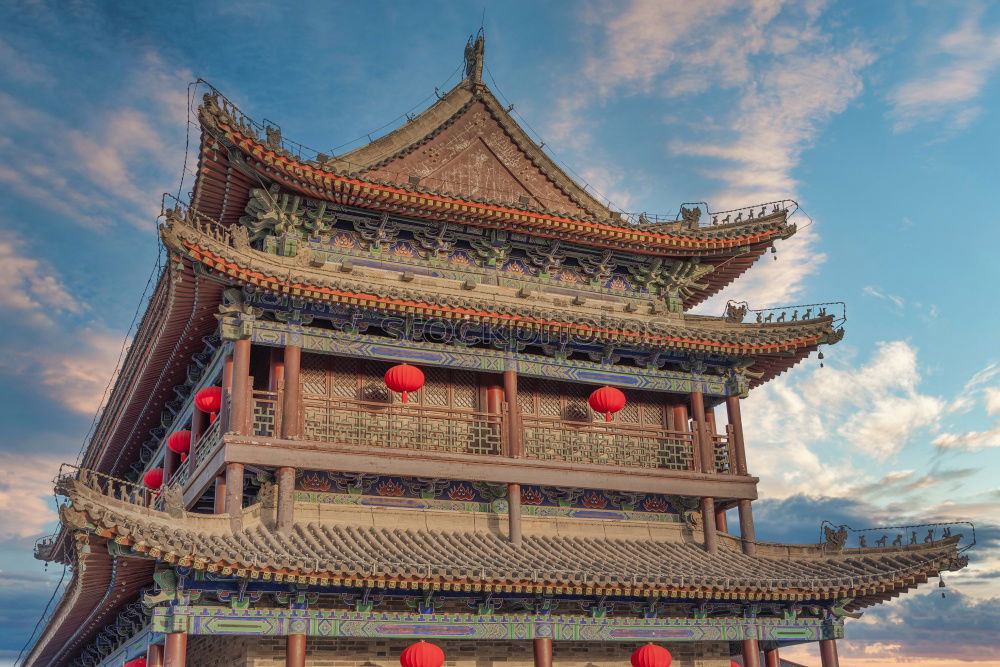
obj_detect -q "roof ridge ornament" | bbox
[464,31,485,83]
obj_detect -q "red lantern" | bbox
[143,468,163,490]
[400,641,444,667]
[589,386,626,421]
[167,430,191,456]
[384,364,425,403]
[124,659,147,667]
[195,386,222,414]
[731,662,740,667]
[631,643,672,667]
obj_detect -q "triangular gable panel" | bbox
[362,98,591,217]
[363,99,588,216]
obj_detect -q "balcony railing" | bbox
[522,415,697,470]
[301,397,504,456]
[200,387,741,476]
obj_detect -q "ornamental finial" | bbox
[464,31,485,83]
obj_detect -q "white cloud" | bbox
[568,0,873,308]
[34,331,125,415]
[0,232,81,328]
[0,51,191,231]
[985,387,1000,416]
[0,452,62,539]
[889,7,1000,132]
[742,341,945,498]
[863,285,905,309]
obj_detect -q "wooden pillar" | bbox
[533,637,553,667]
[726,395,748,475]
[225,462,244,531]
[764,647,780,667]
[503,370,521,457]
[213,473,227,514]
[188,406,206,478]
[277,466,295,535]
[230,338,251,435]
[164,632,187,667]
[281,345,301,439]
[742,638,761,667]
[690,391,712,473]
[671,402,698,471]
[146,642,164,667]
[739,499,757,556]
[715,505,729,532]
[502,370,523,547]
[163,449,176,485]
[220,347,234,432]
[700,497,718,554]
[508,482,522,547]
[286,633,306,667]
[819,639,840,667]
[269,346,285,392]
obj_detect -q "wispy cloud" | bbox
[743,341,946,500]
[863,285,905,309]
[933,363,1000,451]
[0,452,61,540]
[889,6,1000,132]
[0,51,191,231]
[0,232,81,328]
[566,0,873,308]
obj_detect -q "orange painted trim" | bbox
[218,123,785,251]
[184,242,823,354]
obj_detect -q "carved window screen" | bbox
[300,353,478,410]
[519,377,669,425]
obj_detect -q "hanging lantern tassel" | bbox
[589,386,627,422]
[819,349,825,368]
[385,364,425,403]
[940,576,946,598]
[631,643,672,667]
[399,640,445,667]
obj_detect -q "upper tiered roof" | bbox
[191,35,796,304]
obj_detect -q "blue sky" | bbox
[0,1,998,665]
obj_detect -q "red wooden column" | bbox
[280,345,301,437]
[691,391,718,554]
[764,647,780,667]
[187,405,206,481]
[742,638,761,667]
[819,639,840,667]
[163,632,187,667]
[213,473,227,514]
[230,339,251,435]
[727,395,757,556]
[533,637,553,667]
[226,338,251,531]
[502,369,523,547]
[146,642,164,667]
[220,348,234,432]
[277,345,301,535]
[715,505,729,532]
[286,633,306,667]
[225,462,244,531]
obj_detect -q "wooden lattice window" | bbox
[519,378,671,425]
[299,353,479,410]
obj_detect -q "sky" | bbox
[0,1,998,665]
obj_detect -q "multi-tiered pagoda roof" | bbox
[27,36,966,667]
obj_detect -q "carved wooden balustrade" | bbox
[238,389,737,472]
[521,415,696,470]
[299,396,504,456]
